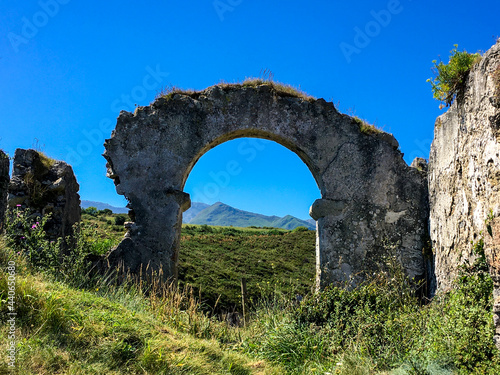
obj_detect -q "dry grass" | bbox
[353,116,383,135]
[155,77,315,103]
[38,152,57,169]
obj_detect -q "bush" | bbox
[295,269,420,368]
[99,208,113,216]
[4,208,114,285]
[266,229,283,236]
[292,226,309,232]
[114,214,127,226]
[81,206,98,216]
[428,44,481,108]
[4,208,61,270]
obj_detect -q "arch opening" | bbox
[181,129,324,195]
[179,137,321,313]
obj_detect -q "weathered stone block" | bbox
[0,150,9,230]
[7,149,81,241]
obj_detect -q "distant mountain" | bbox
[188,202,315,230]
[182,202,210,223]
[81,200,315,230]
[81,200,128,214]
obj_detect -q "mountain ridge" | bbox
[81,200,315,230]
[187,202,315,230]
[81,200,128,214]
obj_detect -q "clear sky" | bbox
[1,0,498,220]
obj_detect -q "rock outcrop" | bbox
[0,150,9,230]
[104,83,429,288]
[429,41,500,345]
[8,149,81,241]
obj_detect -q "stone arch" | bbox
[181,129,324,194]
[104,83,429,288]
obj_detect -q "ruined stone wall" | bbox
[8,149,81,240]
[429,41,500,344]
[0,150,9,230]
[104,83,429,287]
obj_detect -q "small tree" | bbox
[427,44,481,108]
[114,214,127,226]
[82,206,98,217]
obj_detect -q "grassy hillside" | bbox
[0,241,279,374]
[179,225,315,312]
[3,208,500,374]
[73,211,316,313]
[182,202,210,223]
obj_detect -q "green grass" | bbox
[77,216,316,314]
[428,44,482,108]
[81,212,127,244]
[178,225,315,313]
[3,211,500,374]
[0,259,279,374]
[38,152,57,169]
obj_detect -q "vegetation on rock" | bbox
[155,71,315,103]
[353,116,383,135]
[428,44,481,108]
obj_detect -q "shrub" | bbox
[428,44,481,108]
[99,208,113,216]
[4,208,114,284]
[82,206,98,216]
[114,214,127,226]
[292,226,309,232]
[266,229,283,236]
[4,208,61,270]
[423,237,500,373]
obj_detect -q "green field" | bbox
[81,209,316,313]
[2,208,500,374]
[179,224,315,313]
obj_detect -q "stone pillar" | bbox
[8,149,81,241]
[107,189,190,279]
[0,150,9,230]
[310,198,349,288]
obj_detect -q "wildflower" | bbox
[21,236,25,240]
[16,204,21,207]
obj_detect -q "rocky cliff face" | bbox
[0,150,9,230]
[8,149,81,241]
[429,41,500,345]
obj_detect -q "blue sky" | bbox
[0,0,498,220]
